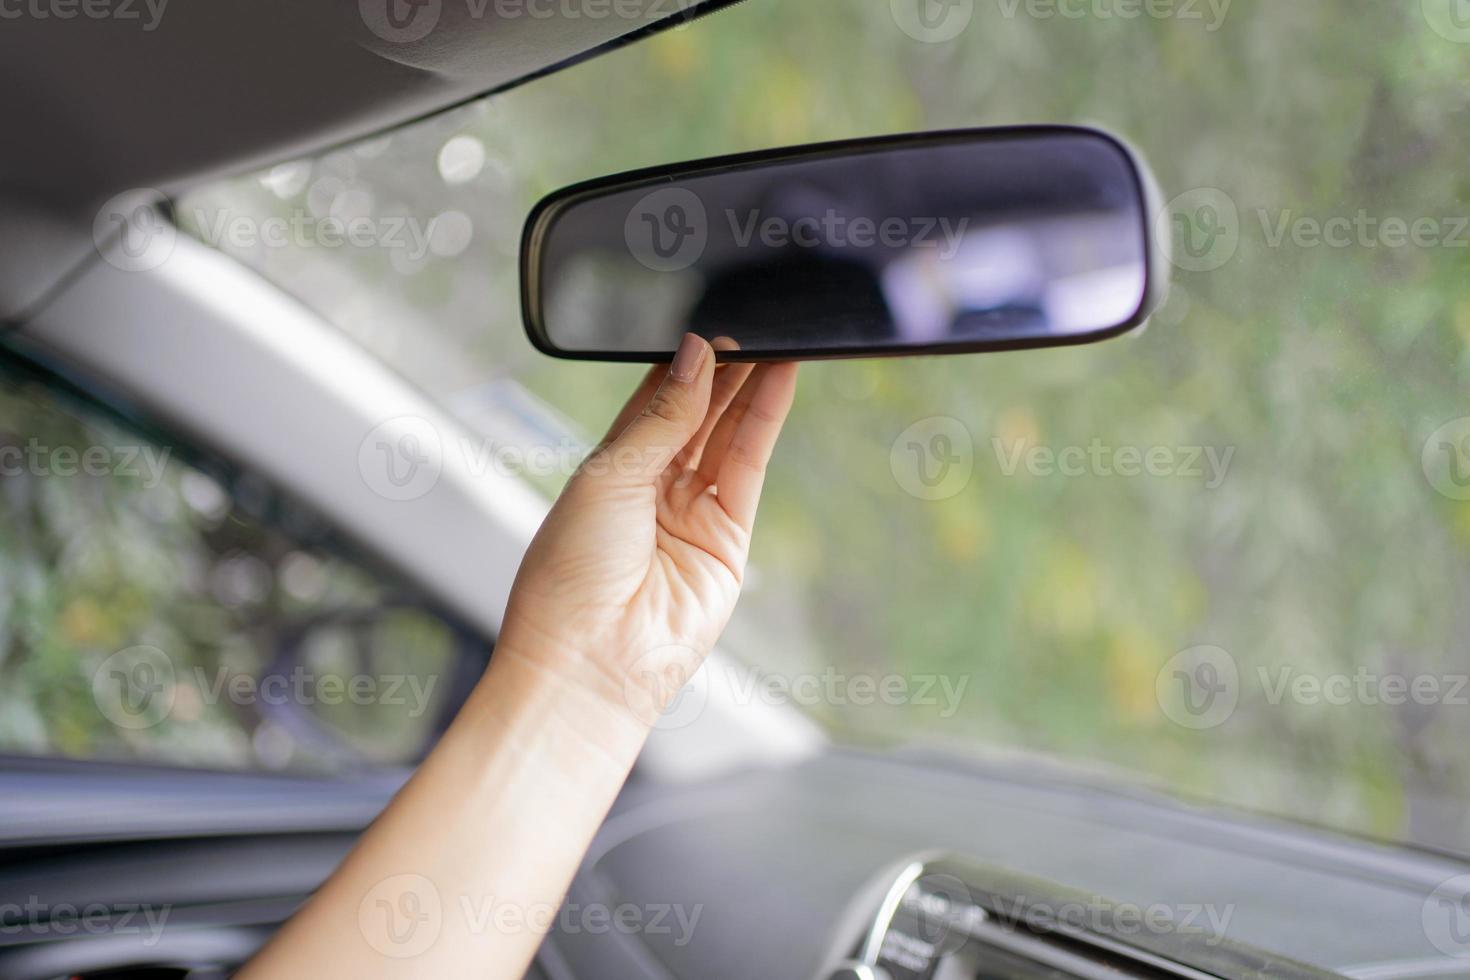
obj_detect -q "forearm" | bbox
[235,343,795,979]
[237,641,650,979]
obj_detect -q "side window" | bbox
[0,362,472,772]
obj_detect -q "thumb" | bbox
[601,333,715,485]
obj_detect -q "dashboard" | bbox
[546,751,1465,980]
[0,751,1464,980]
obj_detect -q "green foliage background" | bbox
[174,0,1470,852]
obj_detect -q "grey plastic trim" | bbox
[12,225,820,780]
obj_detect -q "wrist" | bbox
[493,608,701,727]
[461,634,655,771]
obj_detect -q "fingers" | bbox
[600,334,716,485]
[676,338,754,473]
[692,358,765,489]
[703,363,798,531]
[595,337,741,457]
[594,363,664,453]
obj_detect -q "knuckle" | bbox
[744,402,782,426]
[641,389,687,427]
[726,442,763,471]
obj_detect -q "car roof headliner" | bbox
[0,0,739,219]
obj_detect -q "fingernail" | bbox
[670,333,706,382]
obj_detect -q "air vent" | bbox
[830,856,1340,980]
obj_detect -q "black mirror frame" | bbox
[520,125,1169,364]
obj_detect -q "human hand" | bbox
[494,334,798,729]
[240,335,794,980]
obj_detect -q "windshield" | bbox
[180,0,1470,855]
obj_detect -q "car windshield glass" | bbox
[179,0,1470,856]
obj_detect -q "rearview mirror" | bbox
[521,126,1166,362]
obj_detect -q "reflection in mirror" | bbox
[526,129,1156,360]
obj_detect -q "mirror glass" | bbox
[525,129,1154,359]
